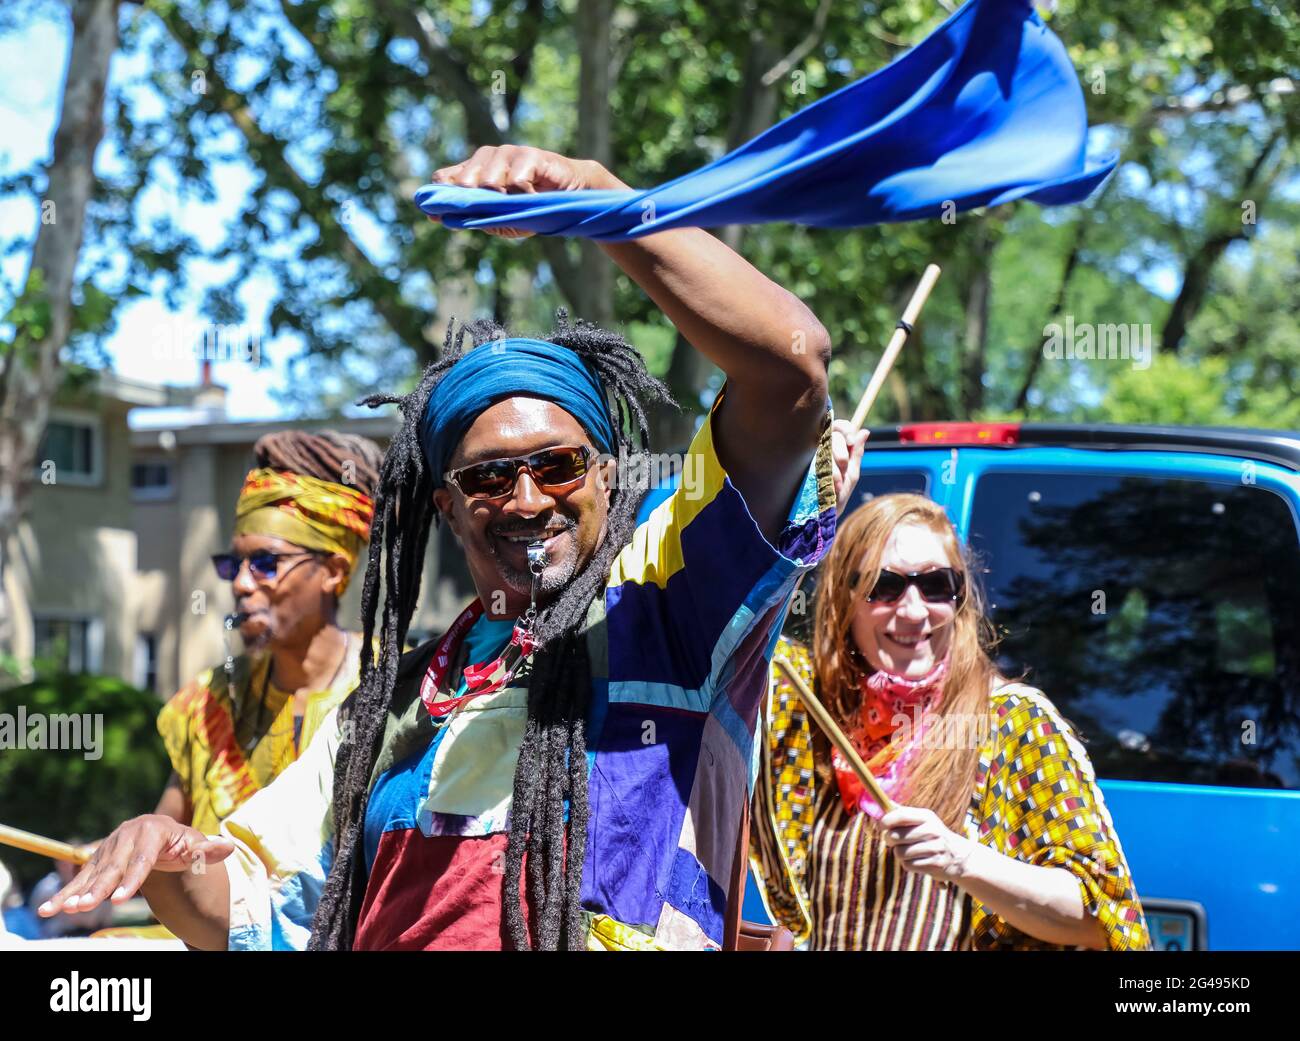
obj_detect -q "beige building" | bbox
[4,374,171,685]
[7,372,472,699]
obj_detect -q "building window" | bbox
[135,632,159,692]
[37,416,101,485]
[131,459,175,501]
[33,616,103,674]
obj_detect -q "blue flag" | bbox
[415,0,1114,240]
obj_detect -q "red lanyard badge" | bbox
[419,541,547,719]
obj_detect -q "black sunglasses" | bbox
[867,567,965,604]
[211,550,325,582]
[444,445,592,500]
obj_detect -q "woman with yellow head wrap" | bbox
[154,430,383,834]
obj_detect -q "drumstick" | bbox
[772,264,941,810]
[774,657,896,816]
[0,823,91,865]
[850,263,941,430]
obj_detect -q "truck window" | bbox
[969,471,1300,790]
[845,469,929,512]
[786,470,932,645]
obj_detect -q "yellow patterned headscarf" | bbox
[233,468,375,593]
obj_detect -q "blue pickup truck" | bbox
[728,421,1300,950]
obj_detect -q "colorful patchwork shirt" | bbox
[220,398,837,950]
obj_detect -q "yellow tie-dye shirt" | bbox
[156,635,364,835]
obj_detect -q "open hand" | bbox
[37,815,234,918]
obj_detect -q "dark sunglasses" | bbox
[211,550,324,582]
[867,567,965,605]
[444,445,592,500]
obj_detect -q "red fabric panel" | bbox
[354,829,533,951]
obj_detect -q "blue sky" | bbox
[0,11,298,421]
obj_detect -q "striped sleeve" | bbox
[219,706,342,951]
[972,687,1151,951]
[606,388,836,713]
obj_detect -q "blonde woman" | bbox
[752,492,1150,950]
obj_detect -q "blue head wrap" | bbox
[420,338,617,487]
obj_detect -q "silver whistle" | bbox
[221,611,246,679]
[517,540,548,636]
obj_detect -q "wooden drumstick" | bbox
[850,263,941,430]
[0,823,91,864]
[775,264,942,809]
[773,657,896,815]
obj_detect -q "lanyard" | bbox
[419,542,547,720]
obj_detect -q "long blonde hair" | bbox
[813,493,1002,829]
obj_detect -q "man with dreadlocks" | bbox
[39,145,838,951]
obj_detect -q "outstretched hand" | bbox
[37,815,234,918]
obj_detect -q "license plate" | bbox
[1144,901,1206,951]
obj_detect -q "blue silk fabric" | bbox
[414,0,1115,240]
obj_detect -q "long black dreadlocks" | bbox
[308,311,673,951]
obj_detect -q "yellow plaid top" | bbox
[751,638,1151,950]
[156,637,364,835]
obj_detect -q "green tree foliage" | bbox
[6,0,1297,433]
[0,669,169,888]
[1088,352,1300,429]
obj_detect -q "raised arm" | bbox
[430,145,831,541]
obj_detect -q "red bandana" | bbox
[831,655,949,819]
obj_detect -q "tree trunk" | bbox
[576,0,614,327]
[1161,131,1283,355]
[0,0,118,654]
[1160,233,1240,355]
[903,327,948,420]
[1013,218,1086,413]
[372,0,584,316]
[887,369,911,423]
